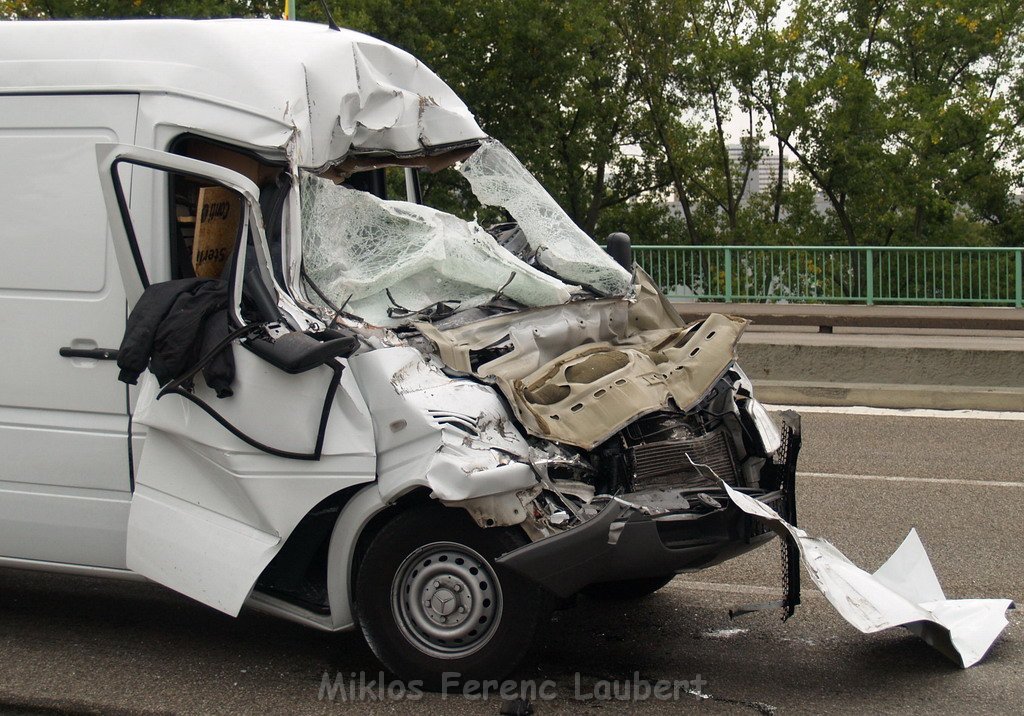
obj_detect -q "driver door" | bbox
[96,145,376,615]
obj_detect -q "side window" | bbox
[106,152,282,330]
[116,162,246,288]
[98,143,311,335]
[169,138,288,283]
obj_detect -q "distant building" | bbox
[813,191,832,215]
[728,145,789,204]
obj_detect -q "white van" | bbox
[0,19,800,686]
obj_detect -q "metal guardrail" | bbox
[633,245,1024,308]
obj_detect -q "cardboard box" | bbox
[192,186,241,278]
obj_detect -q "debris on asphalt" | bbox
[499,696,534,715]
[722,480,1015,667]
[703,628,750,639]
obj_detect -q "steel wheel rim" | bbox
[391,541,502,659]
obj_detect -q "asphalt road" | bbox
[1,409,1022,715]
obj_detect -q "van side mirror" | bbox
[605,232,632,270]
[246,328,359,375]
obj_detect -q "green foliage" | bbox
[1,1,279,19]
[594,196,687,246]
[6,0,1022,247]
[778,0,1024,246]
[729,182,837,247]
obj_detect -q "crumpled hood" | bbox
[301,30,487,165]
[417,271,749,449]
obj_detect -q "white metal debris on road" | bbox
[721,480,1015,668]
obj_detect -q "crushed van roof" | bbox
[0,19,486,168]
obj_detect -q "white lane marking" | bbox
[668,581,782,595]
[766,404,1024,421]
[669,580,821,598]
[800,471,1024,488]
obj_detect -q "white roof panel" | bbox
[0,19,486,167]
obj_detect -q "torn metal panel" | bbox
[126,462,280,616]
[460,140,633,296]
[415,298,630,375]
[508,312,747,449]
[301,174,574,326]
[305,35,485,165]
[418,275,746,448]
[414,269,684,375]
[721,481,1014,668]
[125,348,377,616]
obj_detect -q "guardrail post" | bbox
[865,248,874,306]
[724,248,733,303]
[1016,249,1023,308]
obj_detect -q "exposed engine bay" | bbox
[289,139,799,594]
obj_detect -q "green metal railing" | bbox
[633,245,1024,307]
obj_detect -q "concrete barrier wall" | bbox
[671,303,1024,410]
[674,302,1024,332]
[736,335,1024,411]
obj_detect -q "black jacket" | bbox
[118,278,236,398]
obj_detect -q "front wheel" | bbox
[354,504,551,690]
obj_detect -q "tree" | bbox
[739,0,795,225]
[881,1,1024,246]
[614,0,768,244]
[777,0,1024,246]
[1,1,278,19]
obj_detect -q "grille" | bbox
[630,429,740,490]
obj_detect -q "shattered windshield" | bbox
[300,140,632,326]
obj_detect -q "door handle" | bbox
[59,347,120,361]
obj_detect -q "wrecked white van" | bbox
[0,19,800,685]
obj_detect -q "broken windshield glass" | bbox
[459,140,633,297]
[300,140,633,326]
[300,173,575,326]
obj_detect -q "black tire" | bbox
[354,503,551,690]
[582,574,676,600]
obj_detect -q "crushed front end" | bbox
[411,275,803,613]
[297,138,804,616]
[497,407,802,611]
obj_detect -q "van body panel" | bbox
[124,358,376,614]
[0,93,137,568]
[127,479,280,616]
[0,484,130,569]
[123,361,376,614]
[347,347,538,506]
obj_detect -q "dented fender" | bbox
[348,346,539,506]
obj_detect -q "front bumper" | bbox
[497,488,783,598]
[497,411,802,601]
